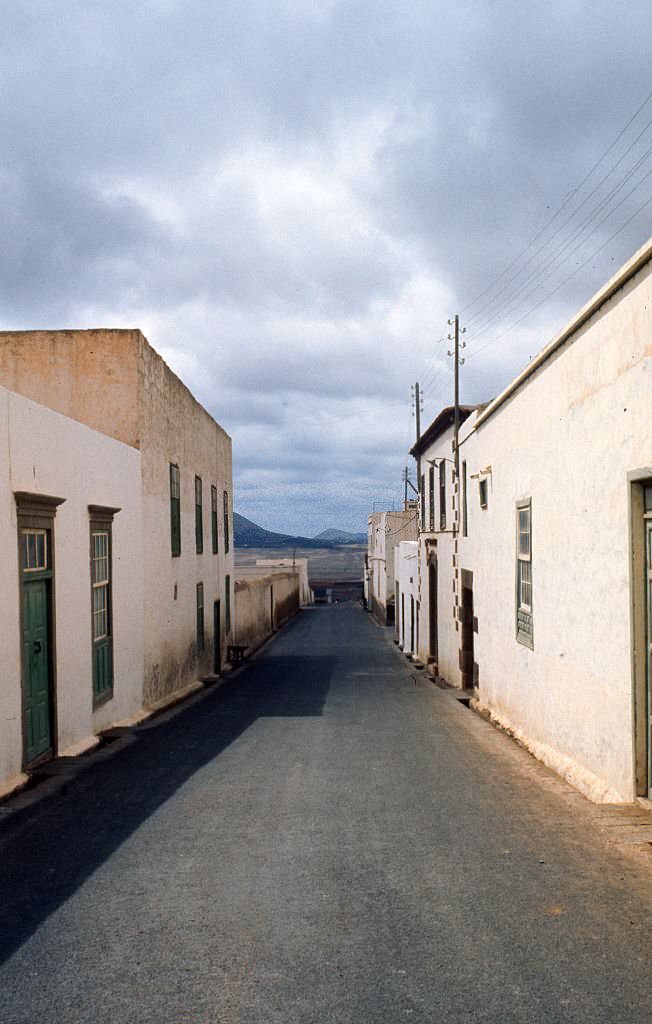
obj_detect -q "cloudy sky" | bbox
[2,1,651,535]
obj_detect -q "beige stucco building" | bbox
[0,385,145,797]
[409,238,652,803]
[0,329,234,792]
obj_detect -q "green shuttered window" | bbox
[195,475,203,554]
[170,464,181,557]
[223,490,230,554]
[211,484,218,554]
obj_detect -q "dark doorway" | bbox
[428,560,438,664]
[213,600,221,673]
[410,595,415,654]
[460,571,475,689]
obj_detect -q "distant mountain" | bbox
[234,513,335,549]
[314,528,367,544]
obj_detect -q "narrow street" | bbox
[1,604,652,1024]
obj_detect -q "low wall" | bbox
[234,571,300,655]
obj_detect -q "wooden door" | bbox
[22,577,52,764]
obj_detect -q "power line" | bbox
[460,88,652,321]
[466,190,652,362]
[466,112,652,335]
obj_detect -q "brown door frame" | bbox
[15,492,65,769]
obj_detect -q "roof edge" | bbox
[473,235,652,431]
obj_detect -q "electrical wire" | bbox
[466,190,652,362]
[468,135,650,335]
[460,89,652,321]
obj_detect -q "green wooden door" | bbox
[22,579,52,764]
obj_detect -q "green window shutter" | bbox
[223,490,230,554]
[170,464,181,557]
[211,485,218,554]
[196,582,205,653]
[195,475,203,554]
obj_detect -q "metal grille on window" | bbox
[92,531,110,640]
[516,502,533,647]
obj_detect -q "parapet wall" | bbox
[234,572,300,654]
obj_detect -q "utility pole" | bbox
[447,315,466,484]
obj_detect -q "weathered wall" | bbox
[413,422,458,680]
[137,336,234,703]
[254,559,313,605]
[0,329,235,707]
[367,510,418,625]
[415,247,652,803]
[234,572,300,653]
[0,387,144,796]
[395,541,418,655]
[0,330,141,448]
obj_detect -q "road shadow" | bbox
[0,648,335,965]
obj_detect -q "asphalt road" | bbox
[1,604,652,1024]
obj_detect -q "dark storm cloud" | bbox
[1,0,651,532]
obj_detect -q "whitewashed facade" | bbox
[395,541,419,657]
[367,510,418,624]
[411,238,652,803]
[0,386,144,797]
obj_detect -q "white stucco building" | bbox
[367,510,418,624]
[410,237,652,804]
[395,541,419,657]
[0,386,145,797]
[0,329,234,795]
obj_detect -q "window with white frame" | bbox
[516,499,533,648]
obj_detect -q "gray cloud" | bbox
[1,0,651,533]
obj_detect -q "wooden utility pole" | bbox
[447,315,465,484]
[414,381,421,441]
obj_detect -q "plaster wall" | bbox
[137,338,233,703]
[234,572,300,653]
[395,542,418,655]
[0,330,141,447]
[0,329,234,706]
[255,558,313,605]
[426,256,652,802]
[0,387,143,793]
[413,425,459,679]
[367,511,418,624]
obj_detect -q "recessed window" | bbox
[428,466,435,532]
[439,461,446,530]
[420,473,425,531]
[195,475,203,554]
[211,484,218,554]
[196,582,205,653]
[516,500,533,648]
[170,464,181,557]
[90,510,117,705]
[223,491,230,555]
[225,574,231,633]
[479,478,488,509]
